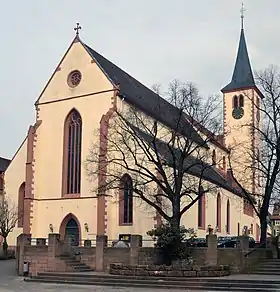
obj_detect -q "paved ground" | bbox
[0,260,198,292]
[2,260,280,292]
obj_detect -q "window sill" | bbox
[119,223,133,226]
[198,226,205,230]
[62,193,81,198]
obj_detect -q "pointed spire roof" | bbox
[221,28,255,93]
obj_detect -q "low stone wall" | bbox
[17,233,274,276]
[79,247,96,270]
[23,246,48,275]
[109,263,230,277]
[104,247,130,268]
[138,247,207,266]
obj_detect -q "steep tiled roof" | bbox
[221,29,255,93]
[82,42,206,148]
[0,157,11,172]
[129,122,247,198]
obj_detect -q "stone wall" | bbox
[104,247,130,268]
[138,247,206,266]
[23,246,48,275]
[109,263,230,277]
[79,247,96,270]
[16,233,273,276]
[17,234,70,276]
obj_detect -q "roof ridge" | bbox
[82,42,207,147]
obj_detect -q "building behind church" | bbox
[1,22,263,247]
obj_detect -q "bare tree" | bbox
[86,80,223,232]
[229,66,280,245]
[0,196,18,254]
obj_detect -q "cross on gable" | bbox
[74,23,82,36]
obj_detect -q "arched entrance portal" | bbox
[65,218,79,246]
[59,214,80,246]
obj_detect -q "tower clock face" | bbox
[232,107,244,119]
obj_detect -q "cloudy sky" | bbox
[0,0,279,158]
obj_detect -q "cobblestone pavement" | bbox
[0,260,202,292]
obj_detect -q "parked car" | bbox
[217,236,232,247]
[217,236,255,248]
[187,237,207,247]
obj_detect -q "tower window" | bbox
[232,95,244,109]
[239,95,244,107]
[233,95,238,108]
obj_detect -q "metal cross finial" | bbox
[240,2,246,29]
[74,22,82,36]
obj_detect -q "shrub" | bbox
[147,223,196,265]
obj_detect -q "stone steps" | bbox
[24,272,280,291]
[252,259,280,275]
[59,254,93,272]
[253,271,280,275]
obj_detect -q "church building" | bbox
[2,21,263,246]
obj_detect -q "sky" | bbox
[1,0,280,159]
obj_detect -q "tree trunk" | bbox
[171,196,181,230]
[260,214,267,247]
[2,237,8,255]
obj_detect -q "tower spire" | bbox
[241,2,245,30]
[221,5,255,93]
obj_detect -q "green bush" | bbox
[147,223,195,265]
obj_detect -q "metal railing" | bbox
[244,242,266,258]
[30,238,49,246]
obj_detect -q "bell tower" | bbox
[221,9,263,195]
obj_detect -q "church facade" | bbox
[2,24,262,246]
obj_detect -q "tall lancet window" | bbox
[62,109,82,195]
[119,174,133,225]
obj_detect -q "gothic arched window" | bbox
[239,95,244,107]
[62,109,82,195]
[222,156,226,170]
[212,150,216,166]
[18,182,25,228]
[237,222,240,236]
[216,193,221,232]
[226,199,230,234]
[233,95,238,108]
[119,174,133,225]
[256,97,260,123]
[198,186,206,229]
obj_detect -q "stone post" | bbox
[95,235,107,272]
[130,235,142,265]
[16,233,31,276]
[206,234,217,266]
[47,233,61,272]
[237,235,249,252]
[237,235,249,268]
